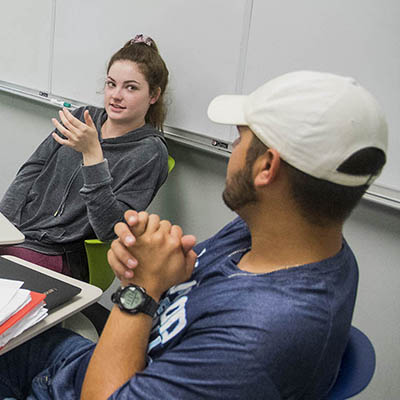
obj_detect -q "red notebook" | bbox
[0,291,46,336]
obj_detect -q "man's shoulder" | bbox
[194,217,250,252]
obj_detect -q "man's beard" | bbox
[222,165,258,212]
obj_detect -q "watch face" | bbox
[121,287,144,310]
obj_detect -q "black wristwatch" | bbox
[111,284,158,317]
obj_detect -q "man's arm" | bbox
[81,304,153,400]
[81,211,197,400]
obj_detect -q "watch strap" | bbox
[111,285,158,317]
[142,294,159,317]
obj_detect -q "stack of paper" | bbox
[0,278,48,349]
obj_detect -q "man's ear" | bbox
[254,149,281,187]
[150,87,161,104]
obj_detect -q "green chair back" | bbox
[84,239,113,291]
[84,155,176,291]
[168,155,175,173]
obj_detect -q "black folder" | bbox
[0,256,81,310]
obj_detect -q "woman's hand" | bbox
[52,108,104,165]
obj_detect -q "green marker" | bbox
[63,102,72,108]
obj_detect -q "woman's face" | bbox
[104,60,159,129]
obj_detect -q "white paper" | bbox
[0,288,31,325]
[0,302,48,347]
[0,278,24,311]
[0,279,48,349]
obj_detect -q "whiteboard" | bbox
[244,0,400,195]
[0,0,54,92]
[0,0,399,206]
[51,0,251,144]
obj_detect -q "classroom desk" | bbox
[0,255,103,355]
[0,212,25,245]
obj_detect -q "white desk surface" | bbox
[0,212,25,245]
[0,255,103,355]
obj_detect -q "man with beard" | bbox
[0,71,388,400]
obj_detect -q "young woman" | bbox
[0,34,170,281]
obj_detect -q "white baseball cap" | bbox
[207,71,388,186]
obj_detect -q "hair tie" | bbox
[130,34,153,47]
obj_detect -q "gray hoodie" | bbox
[0,106,168,258]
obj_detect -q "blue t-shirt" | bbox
[109,217,358,399]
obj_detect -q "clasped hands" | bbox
[108,210,197,301]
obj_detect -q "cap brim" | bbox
[207,94,247,126]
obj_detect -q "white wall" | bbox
[1,92,399,399]
[343,202,400,399]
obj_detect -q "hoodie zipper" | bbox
[53,165,81,217]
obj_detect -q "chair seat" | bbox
[327,326,376,399]
[62,312,99,342]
